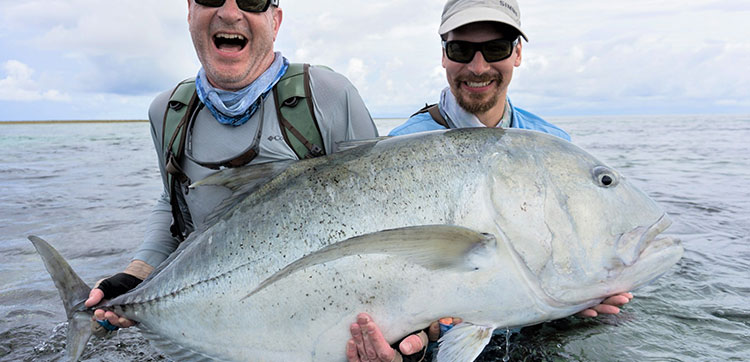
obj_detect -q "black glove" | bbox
[97,273,143,299]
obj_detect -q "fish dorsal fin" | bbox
[142,160,309,289]
[436,323,495,362]
[335,137,388,152]
[189,160,297,228]
[242,225,497,300]
[141,161,299,286]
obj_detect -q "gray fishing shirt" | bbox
[135,66,378,268]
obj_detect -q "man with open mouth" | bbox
[83,0,378,351]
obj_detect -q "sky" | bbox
[1,0,749,121]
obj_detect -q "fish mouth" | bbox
[496,212,682,315]
[550,214,682,309]
[600,213,683,301]
[615,213,677,266]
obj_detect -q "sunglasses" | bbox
[194,0,279,13]
[442,38,519,64]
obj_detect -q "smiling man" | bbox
[389,0,570,142]
[84,0,377,332]
[350,1,632,361]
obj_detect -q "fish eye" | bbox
[592,166,619,188]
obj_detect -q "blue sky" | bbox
[1,0,749,120]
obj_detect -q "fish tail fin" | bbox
[28,235,94,361]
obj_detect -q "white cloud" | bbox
[1,0,196,95]
[1,0,749,119]
[509,0,750,114]
[346,58,368,92]
[0,60,69,101]
[276,0,445,114]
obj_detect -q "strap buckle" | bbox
[305,144,325,159]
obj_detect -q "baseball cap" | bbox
[439,0,528,41]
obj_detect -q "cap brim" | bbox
[439,8,528,41]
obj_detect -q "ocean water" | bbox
[1,115,748,361]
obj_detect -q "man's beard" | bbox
[452,73,503,115]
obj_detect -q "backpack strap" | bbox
[162,78,198,241]
[273,63,326,159]
[160,64,326,238]
[412,103,449,128]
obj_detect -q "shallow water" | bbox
[1,116,748,361]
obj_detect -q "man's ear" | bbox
[514,42,523,67]
[272,7,283,40]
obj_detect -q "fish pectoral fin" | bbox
[242,225,498,300]
[361,225,499,271]
[436,323,495,362]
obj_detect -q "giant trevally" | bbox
[30,128,683,361]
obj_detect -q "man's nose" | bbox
[217,0,243,23]
[466,51,491,75]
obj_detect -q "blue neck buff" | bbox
[195,52,289,127]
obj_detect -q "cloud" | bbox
[1,0,749,119]
[275,0,750,116]
[275,0,445,115]
[346,58,368,92]
[509,0,750,115]
[1,0,196,96]
[0,60,69,102]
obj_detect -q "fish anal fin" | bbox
[242,225,497,300]
[436,323,495,362]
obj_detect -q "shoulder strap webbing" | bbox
[273,63,326,159]
[412,103,449,128]
[162,78,199,241]
[162,79,196,182]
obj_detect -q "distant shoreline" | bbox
[0,120,148,125]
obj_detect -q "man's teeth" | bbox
[466,81,492,87]
[216,34,246,41]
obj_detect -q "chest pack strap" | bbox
[412,103,449,128]
[182,103,263,171]
[161,63,325,239]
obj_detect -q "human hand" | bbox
[345,313,462,362]
[84,273,142,328]
[85,260,153,329]
[576,292,634,318]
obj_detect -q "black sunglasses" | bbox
[194,0,278,13]
[442,38,519,64]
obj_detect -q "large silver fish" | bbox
[30,128,683,361]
